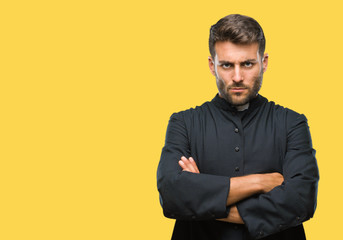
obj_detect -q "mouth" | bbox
[229,88,247,93]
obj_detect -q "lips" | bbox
[230,88,247,92]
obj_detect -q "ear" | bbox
[262,53,269,73]
[208,56,216,76]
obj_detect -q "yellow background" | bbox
[0,0,341,239]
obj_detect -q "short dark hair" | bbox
[209,14,266,59]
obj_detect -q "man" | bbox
[157,14,319,240]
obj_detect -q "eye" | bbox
[243,61,254,68]
[221,63,232,69]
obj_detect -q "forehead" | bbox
[214,41,260,61]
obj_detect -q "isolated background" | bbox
[1,0,341,239]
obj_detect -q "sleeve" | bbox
[236,113,319,239]
[157,112,231,220]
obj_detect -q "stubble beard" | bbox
[216,70,263,107]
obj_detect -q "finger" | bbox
[180,157,195,173]
[189,157,200,173]
[179,157,193,172]
[188,157,199,173]
[180,156,199,173]
[179,161,193,172]
[178,160,188,170]
[182,157,197,173]
[217,218,229,223]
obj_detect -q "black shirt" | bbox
[157,94,319,240]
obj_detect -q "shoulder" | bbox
[263,99,308,130]
[169,100,213,122]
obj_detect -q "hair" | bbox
[209,14,266,59]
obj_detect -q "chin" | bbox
[228,95,249,106]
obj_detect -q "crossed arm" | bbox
[178,156,284,224]
[158,113,318,238]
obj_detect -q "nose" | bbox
[232,65,243,82]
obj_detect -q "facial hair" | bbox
[216,69,263,107]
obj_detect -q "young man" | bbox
[157,14,319,240]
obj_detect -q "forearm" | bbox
[227,172,283,206]
[178,157,284,210]
[227,175,261,206]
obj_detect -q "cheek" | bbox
[245,70,261,83]
[216,75,227,91]
[216,70,231,84]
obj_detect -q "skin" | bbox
[208,41,268,107]
[178,42,283,224]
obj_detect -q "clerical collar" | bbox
[211,93,265,113]
[236,103,249,111]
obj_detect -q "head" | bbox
[208,14,268,107]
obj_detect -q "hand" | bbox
[217,205,244,224]
[259,172,284,193]
[178,156,200,173]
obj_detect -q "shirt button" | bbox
[234,128,239,133]
[259,231,264,237]
[235,147,240,152]
[296,216,301,221]
[233,225,238,230]
[235,167,240,172]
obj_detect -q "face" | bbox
[209,41,268,107]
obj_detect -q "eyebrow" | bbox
[218,59,258,64]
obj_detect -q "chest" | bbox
[189,113,287,177]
